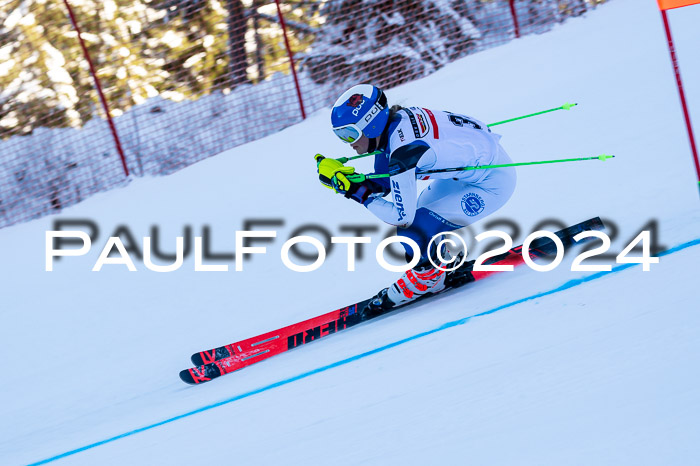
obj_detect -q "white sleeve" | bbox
[366,168,417,228]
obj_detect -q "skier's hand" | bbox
[314,154,371,204]
[315,154,357,193]
[331,172,367,195]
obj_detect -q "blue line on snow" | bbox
[28,236,700,466]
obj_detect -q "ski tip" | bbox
[180,362,222,385]
[179,369,202,385]
[191,350,214,366]
[191,347,233,366]
[179,369,195,385]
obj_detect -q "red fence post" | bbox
[660,9,700,193]
[62,0,130,177]
[275,0,306,120]
[509,0,521,39]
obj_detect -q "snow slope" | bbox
[1,0,699,464]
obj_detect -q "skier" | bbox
[316,84,516,308]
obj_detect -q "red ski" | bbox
[180,217,604,385]
[183,301,371,384]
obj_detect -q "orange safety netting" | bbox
[0,0,608,229]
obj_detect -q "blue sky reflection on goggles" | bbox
[332,124,362,143]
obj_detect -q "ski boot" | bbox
[386,260,448,307]
[361,249,474,318]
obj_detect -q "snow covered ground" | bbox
[1,0,699,464]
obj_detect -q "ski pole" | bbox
[487,102,578,127]
[363,154,614,179]
[333,103,578,163]
[335,150,382,164]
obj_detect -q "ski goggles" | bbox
[332,124,363,144]
[332,100,386,143]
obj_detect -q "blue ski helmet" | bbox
[331,84,390,143]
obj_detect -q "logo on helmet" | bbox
[347,94,364,108]
[363,103,382,123]
[348,94,367,117]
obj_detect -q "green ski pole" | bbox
[488,102,578,127]
[333,103,578,163]
[362,154,614,180]
[335,150,382,164]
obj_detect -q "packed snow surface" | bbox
[1,0,699,464]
